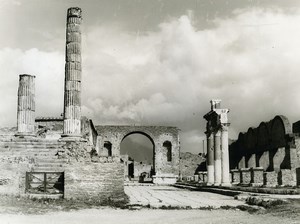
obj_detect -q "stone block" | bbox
[194,175,199,182]
[250,167,264,186]
[230,169,240,185]
[263,171,278,187]
[278,169,296,186]
[153,174,178,185]
[240,168,251,185]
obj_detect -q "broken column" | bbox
[16,74,36,136]
[62,7,82,137]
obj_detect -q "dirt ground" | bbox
[0,185,300,224]
[0,207,299,224]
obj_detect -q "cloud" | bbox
[1,7,300,153]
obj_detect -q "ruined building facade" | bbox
[0,7,180,200]
[229,115,300,187]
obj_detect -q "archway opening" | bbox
[120,132,154,182]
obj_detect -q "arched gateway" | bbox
[95,125,180,184]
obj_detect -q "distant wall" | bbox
[229,115,297,171]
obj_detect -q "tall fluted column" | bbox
[62,7,82,137]
[16,74,36,136]
[207,133,215,185]
[214,130,222,185]
[221,124,231,186]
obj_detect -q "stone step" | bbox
[36,163,64,167]
[33,167,65,172]
[36,159,68,163]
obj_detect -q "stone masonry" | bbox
[229,115,300,186]
[62,7,82,137]
[204,100,231,186]
[95,125,180,184]
[16,74,36,136]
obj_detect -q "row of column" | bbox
[15,8,83,139]
[206,124,230,186]
[204,100,231,186]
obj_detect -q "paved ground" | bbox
[124,185,245,208]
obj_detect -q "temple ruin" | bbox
[0,7,180,200]
[203,100,231,186]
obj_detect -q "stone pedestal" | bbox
[207,134,214,185]
[263,171,278,187]
[250,167,264,186]
[194,175,199,182]
[16,74,36,136]
[231,169,240,185]
[62,7,82,138]
[152,174,178,185]
[278,169,296,186]
[240,168,251,185]
[214,131,221,185]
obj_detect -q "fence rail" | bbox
[25,172,64,194]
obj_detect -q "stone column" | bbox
[62,7,82,137]
[214,130,222,185]
[206,133,215,185]
[221,124,231,186]
[16,74,36,136]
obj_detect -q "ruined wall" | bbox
[229,115,296,171]
[95,125,180,178]
[64,161,124,200]
[229,115,300,186]
[0,138,125,199]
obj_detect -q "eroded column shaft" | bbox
[214,131,222,185]
[17,74,35,135]
[63,7,82,136]
[221,125,231,186]
[207,134,215,185]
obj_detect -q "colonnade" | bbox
[204,100,231,186]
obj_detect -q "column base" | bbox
[213,182,221,186]
[206,182,214,186]
[15,132,36,138]
[221,182,232,187]
[60,134,86,142]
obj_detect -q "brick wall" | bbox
[64,160,124,200]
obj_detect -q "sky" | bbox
[1,0,300,154]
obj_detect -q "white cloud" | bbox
[1,8,300,153]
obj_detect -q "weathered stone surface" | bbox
[231,169,240,185]
[263,171,278,187]
[95,125,180,180]
[62,7,82,137]
[16,74,35,135]
[64,161,124,200]
[240,168,251,185]
[278,169,296,186]
[250,167,264,186]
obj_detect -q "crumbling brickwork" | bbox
[230,115,300,186]
[95,125,180,184]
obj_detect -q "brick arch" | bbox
[257,122,269,152]
[270,115,291,148]
[246,127,256,153]
[95,125,180,178]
